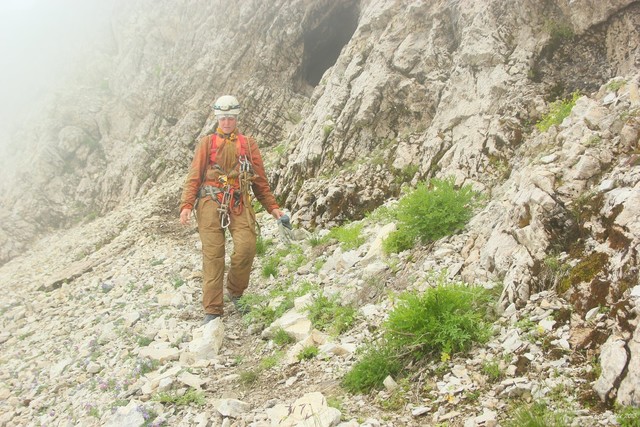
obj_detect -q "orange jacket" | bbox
[180,133,279,214]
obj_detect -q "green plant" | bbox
[385,284,494,357]
[585,135,602,147]
[540,253,571,290]
[272,327,296,346]
[136,358,160,376]
[87,406,100,418]
[383,178,480,253]
[172,277,185,289]
[136,335,153,347]
[256,236,271,256]
[306,292,357,336]
[394,164,419,184]
[606,79,626,92]
[504,402,572,427]
[481,360,502,383]
[343,280,496,394]
[242,280,316,328]
[239,369,259,386]
[328,222,365,250]
[282,244,307,271]
[308,233,329,247]
[616,405,640,427]
[260,351,283,369]
[323,124,334,139]
[544,19,574,48]
[342,344,403,394]
[379,379,410,411]
[297,345,319,361]
[153,389,205,406]
[365,204,394,223]
[261,256,279,278]
[326,395,344,412]
[536,91,580,132]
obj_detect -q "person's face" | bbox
[218,115,237,134]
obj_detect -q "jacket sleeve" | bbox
[180,136,210,211]
[248,137,279,214]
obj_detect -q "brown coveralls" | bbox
[180,130,279,315]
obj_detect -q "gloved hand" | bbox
[278,214,292,230]
[277,214,294,244]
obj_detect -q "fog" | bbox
[0,0,115,152]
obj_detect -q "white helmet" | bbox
[213,95,241,117]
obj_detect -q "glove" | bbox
[277,214,294,244]
[278,214,292,230]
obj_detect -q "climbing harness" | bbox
[198,133,256,229]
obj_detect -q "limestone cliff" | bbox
[0,0,639,418]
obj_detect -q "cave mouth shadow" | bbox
[295,0,360,95]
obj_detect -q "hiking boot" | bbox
[231,296,250,315]
[202,313,221,325]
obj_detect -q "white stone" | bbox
[594,336,628,401]
[157,377,173,392]
[104,401,145,427]
[617,323,640,406]
[360,223,396,266]
[50,358,73,380]
[139,345,181,362]
[383,376,398,391]
[214,398,251,418]
[157,292,185,307]
[86,362,102,374]
[178,371,207,390]
[188,317,224,360]
[267,392,341,427]
[262,308,312,342]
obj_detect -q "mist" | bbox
[0,0,115,153]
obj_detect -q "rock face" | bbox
[1,0,638,262]
[0,0,639,424]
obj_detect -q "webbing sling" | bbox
[201,133,254,228]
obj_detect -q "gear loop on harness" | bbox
[195,134,257,229]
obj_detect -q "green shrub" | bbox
[606,79,626,92]
[307,233,329,247]
[297,345,319,361]
[343,280,496,394]
[307,292,357,336]
[385,284,494,357]
[617,405,640,427]
[383,178,479,253]
[261,256,279,278]
[536,91,580,132]
[256,236,272,256]
[365,204,394,223]
[136,335,153,347]
[481,360,502,383]
[544,20,574,45]
[272,327,296,346]
[328,222,365,250]
[238,369,259,386]
[504,402,572,427]
[242,280,317,328]
[282,245,307,271]
[153,389,205,406]
[260,351,283,369]
[342,344,402,394]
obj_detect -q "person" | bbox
[179,95,284,324]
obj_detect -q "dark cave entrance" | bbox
[295,0,360,94]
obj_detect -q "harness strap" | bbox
[196,133,255,228]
